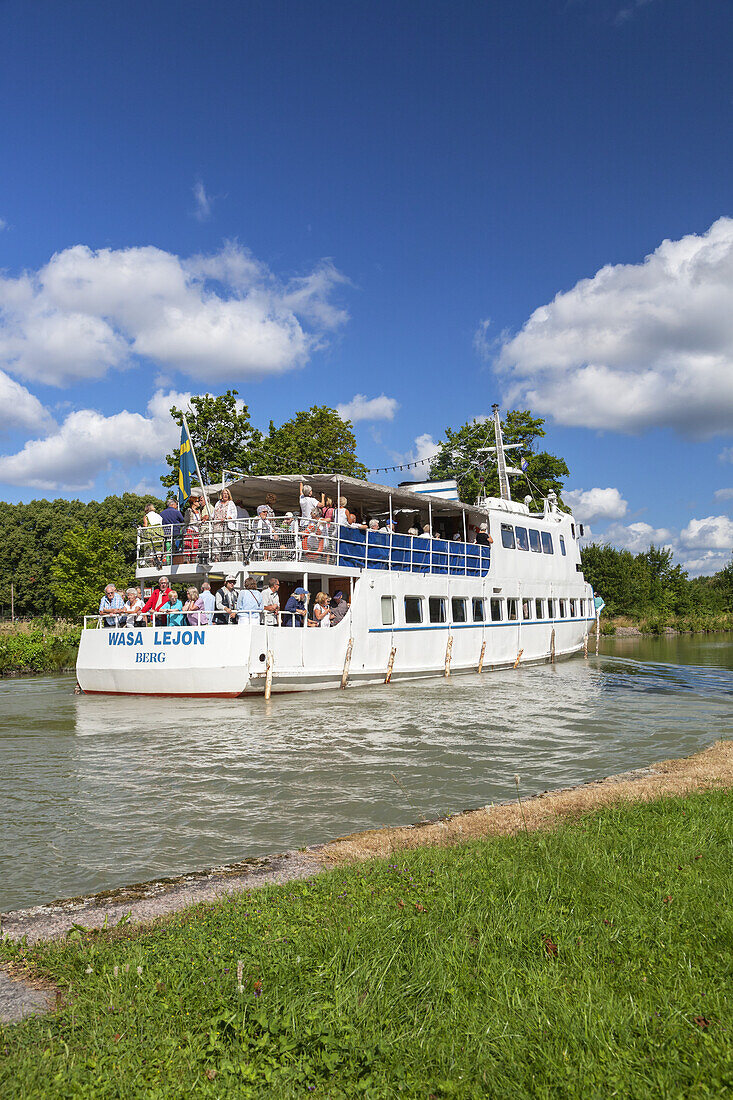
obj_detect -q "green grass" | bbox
[2,791,731,1099]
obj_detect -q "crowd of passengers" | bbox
[98,576,349,629]
[140,482,494,559]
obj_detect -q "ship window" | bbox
[560,535,566,556]
[541,532,554,554]
[404,596,423,624]
[452,597,467,623]
[522,598,532,620]
[529,529,542,552]
[490,598,503,622]
[559,599,567,618]
[579,599,585,616]
[571,523,575,538]
[507,598,519,621]
[516,526,529,551]
[472,597,485,622]
[501,523,515,549]
[535,598,544,619]
[429,596,446,624]
[547,598,555,618]
[381,596,395,626]
[570,598,577,617]
[580,524,585,537]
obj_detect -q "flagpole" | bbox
[182,413,211,514]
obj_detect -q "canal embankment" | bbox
[0,622,80,676]
[1,744,730,1097]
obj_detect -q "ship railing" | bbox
[84,608,311,629]
[135,517,490,576]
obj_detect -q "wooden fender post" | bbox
[385,646,397,684]
[264,651,274,700]
[550,628,556,664]
[596,612,600,655]
[444,634,453,677]
[513,648,524,669]
[477,640,486,674]
[583,632,588,659]
[341,638,353,689]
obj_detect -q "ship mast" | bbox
[493,404,511,502]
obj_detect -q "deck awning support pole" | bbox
[462,510,467,576]
[336,477,341,566]
[388,492,393,571]
[428,501,433,572]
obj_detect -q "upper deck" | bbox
[135,472,583,584]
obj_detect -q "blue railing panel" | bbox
[336,528,490,576]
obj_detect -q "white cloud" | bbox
[336,393,399,422]
[679,515,733,550]
[677,549,731,576]
[601,521,674,553]
[0,388,188,491]
[714,488,733,501]
[0,370,55,432]
[719,446,733,463]
[0,243,348,387]
[0,218,6,231]
[398,433,440,482]
[564,486,628,523]
[496,217,733,437]
[193,180,212,222]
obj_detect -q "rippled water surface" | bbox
[1,634,731,911]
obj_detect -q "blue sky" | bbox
[1,0,732,573]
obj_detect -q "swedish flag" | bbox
[178,423,197,510]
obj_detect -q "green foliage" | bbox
[161,393,367,486]
[50,525,129,620]
[0,493,157,618]
[0,624,81,674]
[2,792,731,1098]
[259,404,367,478]
[161,391,264,488]
[581,543,731,620]
[429,409,569,506]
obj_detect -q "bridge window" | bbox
[559,599,567,618]
[429,596,446,624]
[472,597,485,622]
[516,526,529,551]
[547,598,555,618]
[404,596,423,624]
[541,532,554,554]
[451,597,467,623]
[381,596,395,626]
[570,599,577,617]
[529,529,542,552]
[522,598,532,620]
[560,535,566,556]
[501,523,515,549]
[490,598,503,622]
[579,599,585,616]
[535,598,544,619]
[507,598,519,621]
[571,523,575,538]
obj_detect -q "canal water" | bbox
[1,634,731,912]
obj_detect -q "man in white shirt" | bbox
[420,524,433,539]
[299,483,320,522]
[261,576,281,625]
[199,580,215,621]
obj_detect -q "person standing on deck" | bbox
[99,584,124,627]
[299,483,319,523]
[197,580,215,623]
[161,497,185,551]
[282,586,307,626]
[214,575,239,623]
[329,590,349,625]
[236,577,264,624]
[261,577,281,625]
[140,577,174,626]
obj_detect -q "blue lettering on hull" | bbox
[108,630,207,647]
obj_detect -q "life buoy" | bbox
[301,524,324,559]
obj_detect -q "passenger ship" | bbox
[76,408,598,697]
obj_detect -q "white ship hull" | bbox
[77,569,595,696]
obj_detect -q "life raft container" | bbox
[302,525,324,559]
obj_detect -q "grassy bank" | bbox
[600,611,733,636]
[0,620,80,675]
[2,790,731,1098]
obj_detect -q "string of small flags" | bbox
[365,452,439,476]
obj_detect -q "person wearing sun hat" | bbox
[214,574,239,623]
[282,586,308,627]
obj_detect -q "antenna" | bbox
[492,404,511,502]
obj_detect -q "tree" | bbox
[259,405,367,478]
[428,409,569,507]
[161,390,264,489]
[50,525,129,620]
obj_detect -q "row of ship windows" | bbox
[381,595,588,626]
[500,524,568,556]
